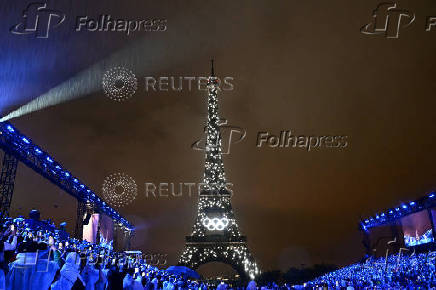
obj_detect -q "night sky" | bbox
[1,0,436,274]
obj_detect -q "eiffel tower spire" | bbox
[202,59,228,195]
[179,61,260,281]
[210,59,215,76]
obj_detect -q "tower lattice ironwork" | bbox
[179,61,260,280]
[0,153,18,218]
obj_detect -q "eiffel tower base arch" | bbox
[179,239,258,282]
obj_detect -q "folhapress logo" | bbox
[192,119,246,155]
[256,131,348,151]
[10,2,65,38]
[11,3,167,38]
[361,2,415,38]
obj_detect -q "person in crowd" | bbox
[106,264,124,290]
[81,255,100,290]
[1,223,17,272]
[216,281,228,290]
[93,256,108,290]
[51,251,85,290]
[0,225,16,289]
[122,268,134,289]
[163,277,175,290]
[6,229,37,290]
[29,242,59,290]
[150,277,159,290]
[246,280,257,290]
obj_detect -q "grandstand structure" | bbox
[0,121,134,248]
[360,191,436,256]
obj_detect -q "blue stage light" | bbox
[34,147,42,154]
[389,210,393,214]
[46,156,53,163]
[402,204,407,209]
[55,165,61,170]
[376,215,380,219]
[409,201,415,206]
[22,137,30,144]
[429,193,435,198]
[64,172,70,177]
[6,125,14,132]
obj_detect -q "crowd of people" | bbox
[305,251,436,288]
[0,210,222,290]
[4,209,436,289]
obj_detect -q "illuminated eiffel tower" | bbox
[179,61,260,281]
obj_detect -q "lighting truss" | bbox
[360,192,436,231]
[0,122,134,230]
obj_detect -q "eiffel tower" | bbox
[179,61,260,281]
